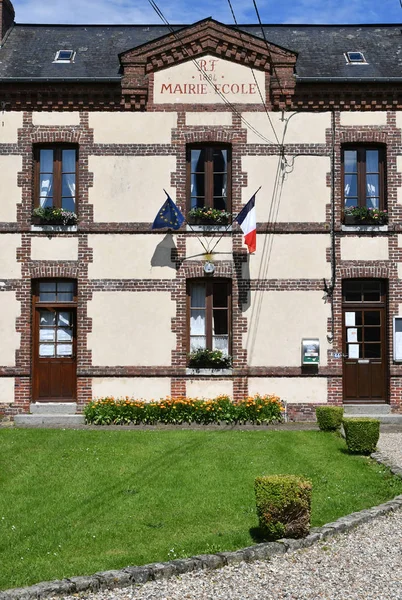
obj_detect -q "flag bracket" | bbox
[203,261,215,275]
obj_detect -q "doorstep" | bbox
[343,403,402,424]
[14,402,85,427]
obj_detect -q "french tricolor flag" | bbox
[235,195,257,253]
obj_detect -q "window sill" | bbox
[186,368,233,376]
[186,224,232,233]
[341,224,388,232]
[31,224,78,233]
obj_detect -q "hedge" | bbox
[84,394,285,426]
[315,406,344,431]
[254,474,312,540]
[343,418,380,454]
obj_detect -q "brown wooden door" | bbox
[32,281,77,402]
[343,280,387,403]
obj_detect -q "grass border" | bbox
[0,451,401,600]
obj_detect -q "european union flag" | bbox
[152,193,185,230]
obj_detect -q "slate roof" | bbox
[0,21,401,81]
[240,25,402,80]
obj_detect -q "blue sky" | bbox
[12,0,402,25]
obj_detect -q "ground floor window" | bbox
[32,279,77,401]
[187,279,231,355]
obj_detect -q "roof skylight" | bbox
[53,50,75,63]
[345,51,367,64]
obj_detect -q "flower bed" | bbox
[84,394,284,426]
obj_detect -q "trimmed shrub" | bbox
[343,418,380,454]
[316,406,344,431]
[254,474,312,541]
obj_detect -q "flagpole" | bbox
[209,186,261,256]
[162,189,210,255]
[231,186,261,223]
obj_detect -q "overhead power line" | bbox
[147,0,280,145]
[252,0,288,101]
[226,0,281,145]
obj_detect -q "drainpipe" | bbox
[325,109,336,343]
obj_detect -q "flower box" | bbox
[187,208,232,226]
[343,214,388,226]
[186,224,232,233]
[188,216,231,226]
[188,217,229,226]
[32,215,68,225]
[32,207,78,226]
[188,348,232,369]
[186,368,233,376]
[343,207,388,226]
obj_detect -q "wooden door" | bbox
[32,281,77,402]
[343,280,387,403]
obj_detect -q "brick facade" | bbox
[0,13,401,421]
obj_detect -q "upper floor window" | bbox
[187,279,231,356]
[187,145,231,212]
[342,146,385,211]
[34,145,77,212]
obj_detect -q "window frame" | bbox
[32,279,78,359]
[186,144,232,213]
[53,50,75,63]
[33,144,79,212]
[341,144,386,213]
[186,278,232,357]
[32,279,78,306]
[32,279,78,401]
[345,51,367,64]
[342,279,386,305]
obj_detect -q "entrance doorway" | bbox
[32,280,77,402]
[342,279,387,403]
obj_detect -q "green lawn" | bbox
[1,428,401,591]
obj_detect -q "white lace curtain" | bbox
[190,284,206,351]
[39,149,76,208]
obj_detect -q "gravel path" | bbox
[378,432,402,466]
[49,432,402,600]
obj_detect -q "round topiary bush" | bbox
[342,418,380,454]
[315,406,344,431]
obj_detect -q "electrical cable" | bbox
[148,0,294,349]
[226,0,281,145]
[252,0,288,101]
[148,0,279,145]
[244,152,286,358]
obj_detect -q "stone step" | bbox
[344,404,391,415]
[14,414,85,427]
[30,402,78,415]
[343,414,402,424]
